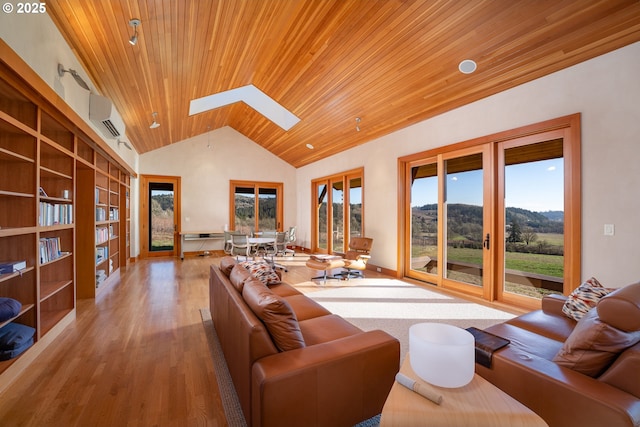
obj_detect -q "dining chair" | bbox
[283,226,296,256]
[230,233,251,259]
[223,230,233,255]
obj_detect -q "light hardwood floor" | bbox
[0,255,376,427]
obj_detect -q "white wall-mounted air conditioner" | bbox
[89,93,126,139]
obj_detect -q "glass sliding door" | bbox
[499,135,566,303]
[408,161,439,278]
[400,115,581,309]
[230,181,283,234]
[348,176,362,238]
[258,187,277,230]
[331,179,344,253]
[311,168,364,254]
[234,186,255,234]
[316,182,328,250]
[443,151,487,290]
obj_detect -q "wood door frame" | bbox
[139,175,181,258]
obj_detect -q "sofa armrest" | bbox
[251,329,400,427]
[541,293,567,316]
[477,345,640,427]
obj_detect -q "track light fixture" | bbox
[129,19,140,45]
[57,64,90,90]
[355,117,361,132]
[149,112,160,129]
[117,139,132,150]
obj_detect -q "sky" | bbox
[411,158,564,212]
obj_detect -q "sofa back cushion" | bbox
[553,308,640,377]
[598,341,640,398]
[242,277,306,352]
[230,263,252,292]
[597,282,640,332]
[219,256,237,277]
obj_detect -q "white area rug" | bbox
[307,278,516,361]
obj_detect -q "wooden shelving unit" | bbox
[76,146,130,299]
[0,77,75,377]
[0,48,133,388]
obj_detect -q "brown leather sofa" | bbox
[476,282,640,427]
[209,257,400,427]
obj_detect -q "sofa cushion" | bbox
[219,256,237,277]
[282,294,332,321]
[562,277,613,321]
[552,308,640,377]
[597,282,640,332]
[598,341,640,398]
[242,277,305,352]
[298,314,363,346]
[240,260,281,286]
[230,263,252,292]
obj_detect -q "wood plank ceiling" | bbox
[47,0,640,168]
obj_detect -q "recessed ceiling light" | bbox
[458,59,477,74]
[306,143,314,150]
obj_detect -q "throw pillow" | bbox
[553,308,640,377]
[242,278,305,352]
[562,277,613,321]
[0,297,22,322]
[240,260,281,286]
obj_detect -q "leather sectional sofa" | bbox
[476,282,640,427]
[209,256,400,427]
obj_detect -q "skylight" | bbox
[188,84,300,131]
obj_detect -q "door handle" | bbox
[483,233,490,250]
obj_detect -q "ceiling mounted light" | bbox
[57,64,90,90]
[305,143,314,150]
[355,117,361,132]
[149,112,160,129]
[129,19,140,45]
[118,139,132,150]
[458,59,477,74]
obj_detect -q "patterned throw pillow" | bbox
[240,260,281,285]
[562,277,613,321]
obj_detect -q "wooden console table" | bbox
[381,356,548,426]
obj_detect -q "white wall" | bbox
[1,12,140,255]
[296,42,640,288]
[138,127,297,253]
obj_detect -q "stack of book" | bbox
[96,269,107,287]
[96,246,108,265]
[0,260,27,275]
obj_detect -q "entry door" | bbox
[140,175,181,258]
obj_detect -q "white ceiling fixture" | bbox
[189,84,300,131]
[149,112,160,129]
[129,19,140,45]
[458,59,477,74]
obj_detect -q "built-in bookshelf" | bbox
[76,147,129,298]
[0,74,75,379]
[0,42,133,391]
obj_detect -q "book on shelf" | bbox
[0,260,27,274]
[96,246,108,265]
[39,202,73,226]
[39,237,63,264]
[96,227,109,244]
[96,207,106,222]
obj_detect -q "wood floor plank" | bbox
[0,255,383,426]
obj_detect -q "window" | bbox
[312,168,364,254]
[229,181,283,233]
[400,115,581,309]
